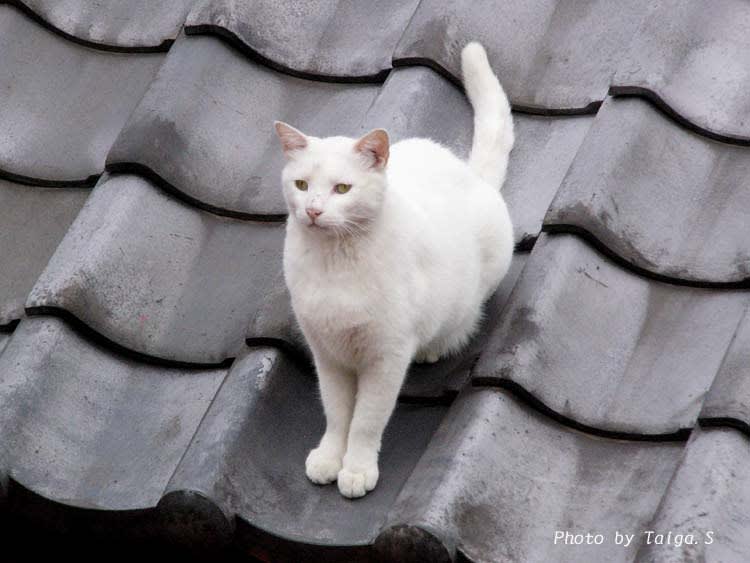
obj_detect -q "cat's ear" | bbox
[274,121,308,157]
[354,129,389,170]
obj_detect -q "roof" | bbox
[1,1,749,561]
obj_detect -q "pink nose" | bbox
[306,208,323,221]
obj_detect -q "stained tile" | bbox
[393,0,654,112]
[10,0,195,50]
[637,427,750,563]
[27,174,286,365]
[376,388,683,563]
[700,308,750,432]
[0,5,163,185]
[0,317,227,511]
[612,0,750,144]
[185,0,420,80]
[545,97,750,286]
[0,180,89,326]
[161,346,447,554]
[472,234,747,437]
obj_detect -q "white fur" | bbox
[277,42,514,498]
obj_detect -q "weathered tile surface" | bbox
[612,0,750,144]
[0,5,163,185]
[545,97,750,286]
[377,388,683,563]
[26,174,285,365]
[107,34,381,218]
[185,0,420,80]
[473,234,748,436]
[637,427,750,563]
[0,180,89,326]
[9,0,195,50]
[0,317,227,510]
[701,309,750,432]
[394,0,654,112]
[163,347,447,554]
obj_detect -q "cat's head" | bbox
[274,122,389,237]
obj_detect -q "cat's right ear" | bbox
[274,121,308,158]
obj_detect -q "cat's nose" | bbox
[306,208,323,221]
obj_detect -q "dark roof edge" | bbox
[392,57,602,116]
[184,23,391,84]
[374,524,453,563]
[0,319,20,333]
[472,378,692,443]
[698,417,750,440]
[0,166,99,188]
[24,307,233,369]
[541,226,750,289]
[609,86,750,147]
[2,1,174,53]
[105,164,287,222]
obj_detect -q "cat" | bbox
[274,42,514,498]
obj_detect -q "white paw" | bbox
[337,463,379,498]
[415,350,441,364]
[305,447,342,485]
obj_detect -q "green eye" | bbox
[294,179,308,191]
[334,183,352,194]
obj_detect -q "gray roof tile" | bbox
[163,346,447,554]
[473,234,748,437]
[612,0,750,144]
[701,309,750,432]
[376,388,683,563]
[0,5,163,186]
[0,179,89,326]
[26,174,285,365]
[393,0,654,113]
[545,97,750,286]
[184,0,420,81]
[637,427,750,563]
[107,33,381,218]
[0,316,227,510]
[9,0,195,51]
[504,114,592,246]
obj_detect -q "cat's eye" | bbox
[334,183,352,194]
[294,179,308,191]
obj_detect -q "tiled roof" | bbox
[1,2,749,562]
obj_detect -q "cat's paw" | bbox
[305,447,342,485]
[414,349,441,364]
[337,463,379,498]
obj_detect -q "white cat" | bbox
[274,43,514,498]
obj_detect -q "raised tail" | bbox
[461,42,514,189]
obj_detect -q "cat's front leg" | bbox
[306,354,356,485]
[338,350,412,498]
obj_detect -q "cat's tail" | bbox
[461,42,514,189]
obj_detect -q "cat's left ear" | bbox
[274,121,308,158]
[355,129,389,170]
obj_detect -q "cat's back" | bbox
[387,138,466,183]
[386,137,506,220]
